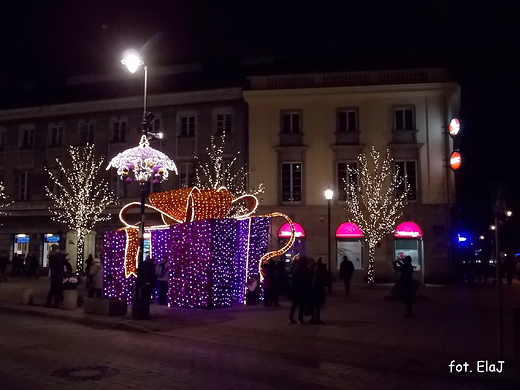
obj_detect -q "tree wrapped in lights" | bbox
[194,132,264,216]
[45,144,117,273]
[0,182,13,216]
[345,147,408,285]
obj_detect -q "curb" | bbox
[0,303,151,334]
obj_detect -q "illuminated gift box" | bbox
[102,217,269,308]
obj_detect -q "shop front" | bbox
[13,234,30,257]
[335,222,364,272]
[278,222,305,263]
[394,221,424,282]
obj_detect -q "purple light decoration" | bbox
[103,217,271,309]
[102,230,135,304]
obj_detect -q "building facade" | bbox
[0,82,247,271]
[244,68,461,283]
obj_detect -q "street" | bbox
[0,311,503,390]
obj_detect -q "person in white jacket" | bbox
[88,258,103,298]
[155,255,170,305]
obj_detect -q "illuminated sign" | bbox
[394,222,423,238]
[15,234,30,243]
[278,222,305,238]
[44,235,60,243]
[450,151,461,171]
[449,118,460,138]
[335,222,363,238]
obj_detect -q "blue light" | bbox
[458,235,467,242]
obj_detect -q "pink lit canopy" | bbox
[394,222,423,238]
[335,222,363,238]
[278,222,305,238]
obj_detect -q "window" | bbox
[110,169,126,198]
[337,109,358,132]
[179,115,196,136]
[18,171,30,200]
[395,161,417,201]
[179,163,195,188]
[112,120,127,142]
[47,170,59,196]
[151,117,162,133]
[216,113,233,134]
[337,161,358,201]
[281,162,302,202]
[394,107,415,130]
[49,124,64,147]
[281,111,301,134]
[19,126,35,149]
[0,127,5,151]
[79,122,95,144]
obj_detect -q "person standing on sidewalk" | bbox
[339,256,355,295]
[310,258,327,324]
[393,255,415,318]
[0,250,9,282]
[46,245,65,308]
[88,257,103,298]
[155,255,170,305]
[289,256,312,324]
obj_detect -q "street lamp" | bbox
[107,50,177,320]
[324,188,333,294]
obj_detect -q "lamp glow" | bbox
[121,50,143,73]
[324,189,334,200]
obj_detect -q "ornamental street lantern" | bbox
[450,150,462,171]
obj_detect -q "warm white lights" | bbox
[45,144,117,272]
[506,210,513,217]
[490,225,496,231]
[0,182,13,216]
[344,147,408,284]
[121,50,143,73]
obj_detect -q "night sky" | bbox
[1,1,520,248]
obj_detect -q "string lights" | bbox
[0,182,13,216]
[344,147,408,284]
[45,144,117,273]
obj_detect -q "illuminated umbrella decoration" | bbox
[106,135,177,183]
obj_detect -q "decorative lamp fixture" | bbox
[106,135,177,184]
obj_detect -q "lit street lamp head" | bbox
[121,50,144,73]
[324,189,334,201]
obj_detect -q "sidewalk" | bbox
[1,277,520,384]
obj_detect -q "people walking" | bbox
[288,256,312,324]
[339,256,355,295]
[393,255,415,317]
[46,245,65,308]
[155,255,170,305]
[88,257,103,298]
[0,250,9,282]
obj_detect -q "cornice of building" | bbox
[0,87,243,121]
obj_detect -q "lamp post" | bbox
[324,189,333,294]
[108,50,177,320]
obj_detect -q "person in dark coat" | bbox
[85,254,94,283]
[276,259,287,296]
[27,253,40,279]
[288,256,312,324]
[339,256,355,295]
[46,245,65,308]
[0,250,9,282]
[155,255,170,305]
[261,262,274,307]
[311,258,327,324]
[393,255,415,317]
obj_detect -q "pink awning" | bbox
[278,222,305,238]
[335,222,363,238]
[394,222,423,238]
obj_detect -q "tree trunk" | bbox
[76,232,86,275]
[367,243,376,286]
